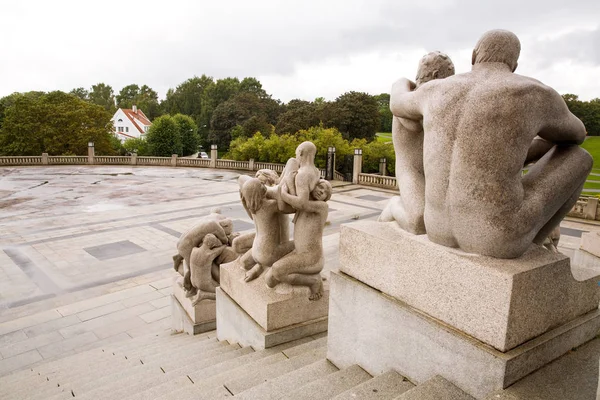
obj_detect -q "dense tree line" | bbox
[563,94,600,136]
[4,75,600,163]
[227,126,396,175]
[0,91,115,156]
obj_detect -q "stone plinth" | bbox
[327,271,600,399]
[581,231,600,258]
[216,260,328,348]
[216,288,327,349]
[171,280,216,335]
[219,261,329,331]
[339,221,600,352]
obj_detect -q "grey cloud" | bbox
[530,28,600,68]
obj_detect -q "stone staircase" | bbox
[0,328,475,400]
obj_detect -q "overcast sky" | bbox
[1,0,599,103]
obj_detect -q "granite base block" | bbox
[339,220,600,352]
[216,287,327,349]
[581,231,600,258]
[172,280,216,324]
[326,271,600,399]
[171,295,216,335]
[220,260,329,331]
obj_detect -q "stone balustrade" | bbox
[0,152,594,221]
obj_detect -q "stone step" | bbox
[69,343,246,400]
[62,342,239,399]
[282,364,372,400]
[332,370,415,400]
[127,336,318,400]
[395,376,475,400]
[40,338,225,392]
[122,347,258,400]
[161,338,328,400]
[16,340,233,400]
[9,330,198,386]
[234,359,339,400]
[219,346,329,395]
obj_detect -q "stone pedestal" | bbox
[328,221,600,399]
[581,231,600,258]
[171,280,216,335]
[216,261,328,349]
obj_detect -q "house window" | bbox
[144,126,149,133]
[125,127,129,133]
[118,119,123,122]
[118,127,124,132]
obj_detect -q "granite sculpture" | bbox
[234,141,329,300]
[379,51,455,233]
[172,209,239,303]
[389,29,592,258]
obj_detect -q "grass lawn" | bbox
[581,136,600,170]
[376,132,392,143]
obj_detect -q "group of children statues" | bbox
[173,141,331,304]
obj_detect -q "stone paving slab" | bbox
[0,165,598,378]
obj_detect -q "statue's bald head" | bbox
[472,29,520,72]
[296,141,317,163]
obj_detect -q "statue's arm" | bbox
[538,87,586,145]
[281,185,327,214]
[390,78,422,120]
[289,170,312,210]
[524,136,554,165]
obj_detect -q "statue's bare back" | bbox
[392,30,591,258]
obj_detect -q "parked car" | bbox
[199,152,209,159]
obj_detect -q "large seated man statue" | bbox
[390,29,592,258]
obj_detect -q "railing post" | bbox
[584,198,598,220]
[249,158,255,171]
[88,142,95,165]
[171,154,178,167]
[352,148,363,184]
[379,158,387,176]
[210,144,217,169]
[42,153,48,165]
[131,153,137,165]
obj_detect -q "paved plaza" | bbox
[0,165,599,376]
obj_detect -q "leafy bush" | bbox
[122,137,149,156]
[146,115,182,157]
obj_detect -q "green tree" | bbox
[209,92,272,151]
[357,139,396,175]
[70,87,89,101]
[239,77,268,99]
[325,91,380,141]
[116,84,140,108]
[563,94,600,136]
[145,115,182,156]
[122,137,149,156]
[0,94,44,155]
[173,114,199,156]
[89,83,116,114]
[0,91,113,156]
[162,75,215,146]
[275,100,321,134]
[374,93,392,133]
[116,84,161,120]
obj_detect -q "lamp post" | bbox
[326,146,336,180]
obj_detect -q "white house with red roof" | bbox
[112,105,152,141]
